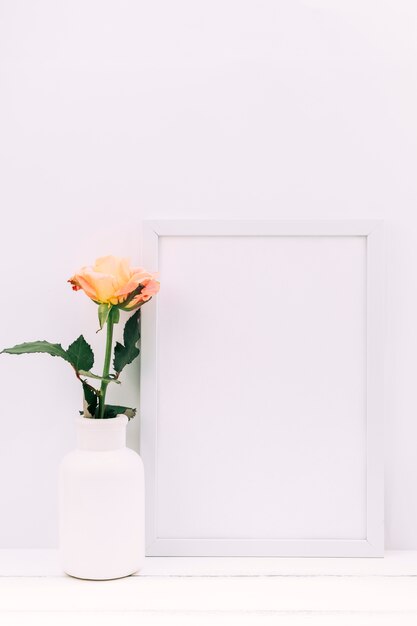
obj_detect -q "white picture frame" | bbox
[140,220,384,557]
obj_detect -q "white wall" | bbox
[0,0,416,549]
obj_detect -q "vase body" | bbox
[59,416,145,580]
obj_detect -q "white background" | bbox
[0,0,416,549]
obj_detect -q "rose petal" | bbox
[69,257,159,306]
[114,270,154,297]
[141,278,160,298]
[79,269,118,303]
[94,256,131,289]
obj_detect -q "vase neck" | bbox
[75,416,128,451]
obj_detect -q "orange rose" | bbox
[69,256,159,310]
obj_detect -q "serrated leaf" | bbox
[79,370,121,384]
[103,405,136,420]
[113,309,141,374]
[66,335,94,372]
[1,341,72,363]
[82,381,98,418]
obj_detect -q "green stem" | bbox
[98,309,115,418]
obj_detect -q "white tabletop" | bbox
[1,550,417,625]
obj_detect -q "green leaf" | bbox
[79,370,121,384]
[66,335,94,372]
[1,341,72,363]
[98,304,111,330]
[103,405,136,420]
[82,381,98,418]
[113,309,141,375]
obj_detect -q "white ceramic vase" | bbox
[59,415,145,580]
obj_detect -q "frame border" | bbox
[141,220,384,557]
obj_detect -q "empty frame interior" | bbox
[141,222,383,556]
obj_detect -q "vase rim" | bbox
[76,415,128,428]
